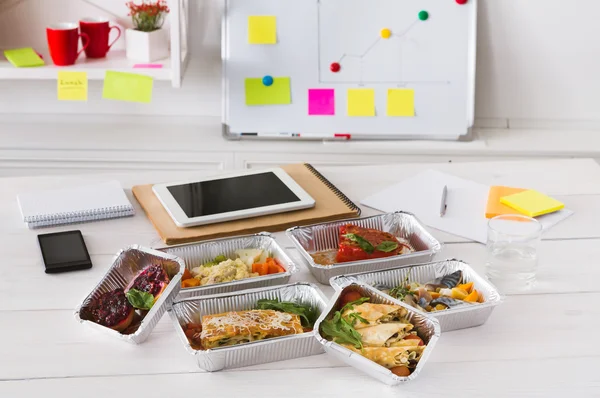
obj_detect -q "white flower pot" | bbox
[125,28,169,62]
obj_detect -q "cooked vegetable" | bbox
[125,288,155,310]
[403,334,424,346]
[391,366,411,377]
[255,298,318,328]
[182,269,192,280]
[339,291,363,308]
[181,278,201,288]
[252,262,269,276]
[320,297,370,349]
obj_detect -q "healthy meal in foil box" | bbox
[180,248,286,288]
[82,264,172,334]
[310,225,415,266]
[320,290,427,377]
[379,270,485,313]
[182,298,318,350]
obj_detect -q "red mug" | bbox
[46,23,89,66]
[79,18,122,59]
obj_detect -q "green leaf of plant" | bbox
[376,241,399,252]
[126,288,155,310]
[255,299,318,328]
[342,233,375,254]
[320,315,363,349]
[341,296,370,312]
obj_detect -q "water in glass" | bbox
[485,215,542,293]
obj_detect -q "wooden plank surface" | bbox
[0,159,598,396]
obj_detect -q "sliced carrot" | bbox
[464,289,479,303]
[458,282,474,294]
[181,278,201,288]
[182,269,192,280]
[252,262,269,276]
[477,290,485,303]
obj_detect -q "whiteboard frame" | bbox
[222,0,478,141]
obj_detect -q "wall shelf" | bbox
[0,0,190,87]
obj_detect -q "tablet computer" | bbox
[152,168,316,227]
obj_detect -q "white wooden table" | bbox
[1,159,599,397]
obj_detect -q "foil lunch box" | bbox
[286,212,442,284]
[74,245,185,344]
[170,282,328,371]
[157,232,298,299]
[329,259,504,332]
[313,280,441,386]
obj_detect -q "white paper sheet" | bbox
[360,170,574,243]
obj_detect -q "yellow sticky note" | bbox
[102,71,153,103]
[245,77,291,105]
[387,89,415,116]
[57,72,88,101]
[3,47,44,67]
[500,190,565,217]
[347,88,375,117]
[248,16,277,44]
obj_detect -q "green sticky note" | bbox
[248,16,277,44]
[245,77,291,105]
[387,89,415,116]
[102,71,153,103]
[3,47,44,67]
[347,88,375,116]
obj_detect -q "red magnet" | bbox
[330,62,341,73]
[456,0,468,4]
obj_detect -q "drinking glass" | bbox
[485,215,542,293]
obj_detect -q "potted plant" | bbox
[125,0,170,62]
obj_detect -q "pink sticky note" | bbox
[133,63,163,69]
[308,89,335,115]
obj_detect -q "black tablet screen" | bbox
[166,172,301,218]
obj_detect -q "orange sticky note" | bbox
[485,186,527,219]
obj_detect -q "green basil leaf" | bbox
[126,288,155,310]
[320,313,363,349]
[342,233,375,254]
[255,299,318,328]
[341,296,370,312]
[376,241,399,252]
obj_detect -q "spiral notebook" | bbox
[132,163,361,245]
[17,180,135,229]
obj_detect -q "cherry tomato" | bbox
[391,366,411,377]
[339,291,363,308]
[403,334,424,346]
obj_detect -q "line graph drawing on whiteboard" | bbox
[317,0,452,86]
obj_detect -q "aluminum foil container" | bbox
[286,212,442,284]
[329,259,504,332]
[157,232,298,299]
[74,245,185,344]
[169,282,328,371]
[313,281,440,386]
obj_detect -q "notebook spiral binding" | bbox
[303,163,361,216]
[23,205,135,223]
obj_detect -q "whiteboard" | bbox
[222,0,477,140]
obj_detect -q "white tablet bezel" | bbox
[152,167,316,227]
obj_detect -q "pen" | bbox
[440,185,448,217]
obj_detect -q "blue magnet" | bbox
[262,75,274,86]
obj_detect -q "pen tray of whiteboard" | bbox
[286,212,442,284]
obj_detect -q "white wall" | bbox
[1,0,599,127]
